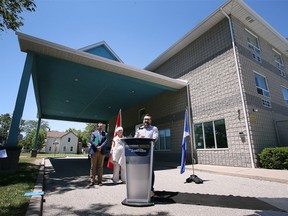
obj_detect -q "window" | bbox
[252,53,262,63]
[63,146,66,151]
[273,49,284,66]
[279,70,287,78]
[155,129,171,151]
[282,86,288,105]
[246,29,260,52]
[194,119,228,149]
[214,119,228,148]
[68,138,71,142]
[262,99,272,108]
[204,122,214,149]
[273,49,286,77]
[49,146,51,151]
[194,124,204,149]
[254,72,270,97]
[70,146,73,151]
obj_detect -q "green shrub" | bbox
[258,147,288,169]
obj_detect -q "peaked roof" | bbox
[47,131,67,138]
[145,0,288,71]
[47,131,78,138]
[79,41,124,63]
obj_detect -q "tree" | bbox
[19,128,47,151]
[22,120,49,134]
[0,113,11,144]
[0,0,36,32]
[32,128,46,151]
[82,123,97,147]
[19,120,49,150]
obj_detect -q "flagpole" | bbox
[186,83,195,175]
[119,109,122,127]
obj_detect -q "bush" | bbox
[258,147,288,170]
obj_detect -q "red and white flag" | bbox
[107,109,122,170]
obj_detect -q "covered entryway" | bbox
[6,32,187,149]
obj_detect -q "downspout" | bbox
[220,8,255,168]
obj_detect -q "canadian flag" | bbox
[107,109,122,170]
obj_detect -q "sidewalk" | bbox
[40,157,288,216]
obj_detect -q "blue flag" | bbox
[180,109,190,174]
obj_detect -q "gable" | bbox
[63,131,78,139]
[85,45,119,62]
[79,41,123,63]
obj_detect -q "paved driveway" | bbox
[43,157,288,216]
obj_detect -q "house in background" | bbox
[45,131,79,154]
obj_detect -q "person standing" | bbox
[134,114,158,196]
[111,126,126,184]
[88,123,108,187]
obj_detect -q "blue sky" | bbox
[0,0,288,132]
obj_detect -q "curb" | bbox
[25,158,45,216]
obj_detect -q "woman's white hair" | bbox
[116,126,123,132]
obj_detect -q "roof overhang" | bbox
[17,32,187,123]
[145,0,288,71]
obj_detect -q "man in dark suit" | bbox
[88,122,108,187]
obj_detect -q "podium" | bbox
[121,138,154,207]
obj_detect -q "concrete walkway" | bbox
[41,157,288,216]
[192,164,288,184]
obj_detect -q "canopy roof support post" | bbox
[7,53,34,147]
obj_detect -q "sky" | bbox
[1,0,288,132]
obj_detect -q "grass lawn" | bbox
[0,157,41,216]
[0,153,87,216]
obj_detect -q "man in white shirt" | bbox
[134,114,158,196]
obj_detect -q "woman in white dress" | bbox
[112,127,126,184]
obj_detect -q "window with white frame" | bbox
[281,86,288,105]
[273,49,284,66]
[273,49,286,77]
[246,29,260,52]
[155,129,170,151]
[194,119,228,149]
[254,72,270,97]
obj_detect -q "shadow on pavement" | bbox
[45,157,114,193]
[43,203,169,216]
[44,158,287,215]
[153,191,286,212]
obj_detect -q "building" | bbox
[45,131,79,154]
[118,0,288,168]
[8,0,288,170]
